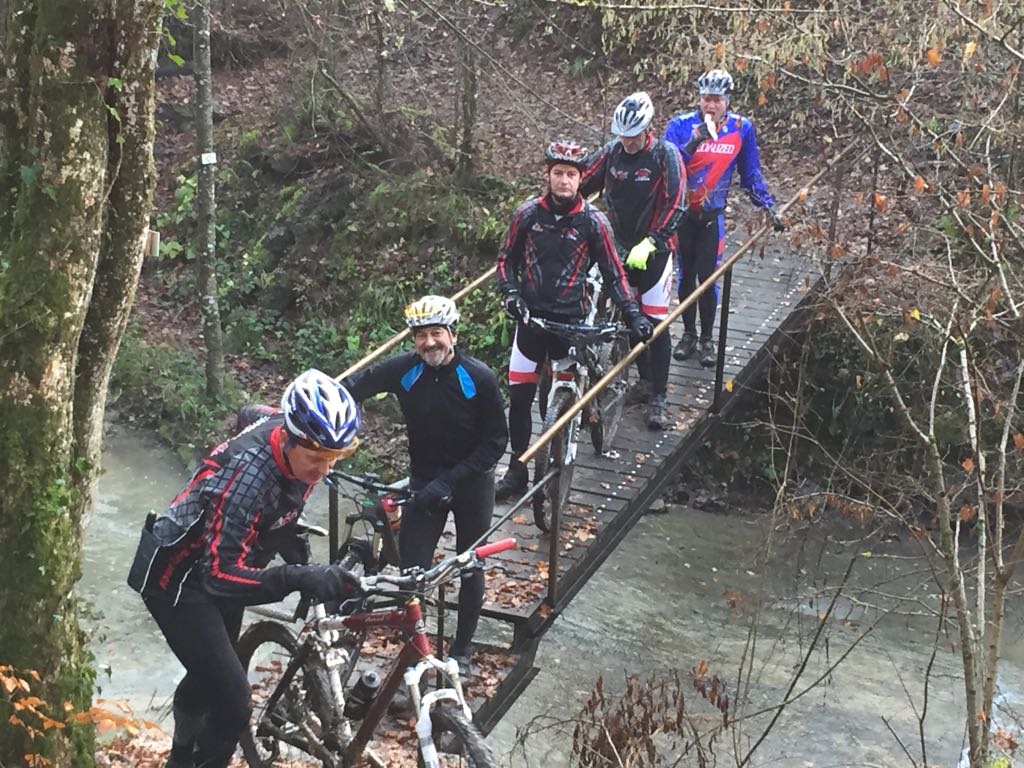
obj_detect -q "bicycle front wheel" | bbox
[418,705,497,768]
[590,330,631,455]
[237,621,340,768]
[532,390,576,532]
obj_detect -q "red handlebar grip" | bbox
[474,538,517,559]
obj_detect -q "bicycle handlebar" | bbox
[358,537,517,594]
[327,469,413,500]
[529,317,628,344]
[474,537,517,559]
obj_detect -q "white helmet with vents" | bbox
[611,91,655,138]
[697,70,734,96]
[403,295,460,330]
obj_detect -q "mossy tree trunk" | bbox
[193,0,224,397]
[194,0,224,397]
[0,0,162,763]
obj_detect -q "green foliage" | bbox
[237,126,262,154]
[110,322,243,459]
[452,286,508,374]
[343,170,511,253]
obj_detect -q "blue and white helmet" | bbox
[697,69,733,96]
[281,369,360,451]
[611,91,654,137]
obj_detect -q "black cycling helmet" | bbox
[544,139,589,169]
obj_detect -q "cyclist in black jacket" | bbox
[581,92,685,430]
[342,295,507,678]
[494,139,653,499]
[127,369,363,768]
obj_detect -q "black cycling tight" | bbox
[507,382,537,457]
[144,591,249,768]
[677,211,726,340]
[402,470,494,656]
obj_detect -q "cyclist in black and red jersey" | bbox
[342,295,508,680]
[581,91,685,430]
[494,139,653,499]
[127,369,363,768]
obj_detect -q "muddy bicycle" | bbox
[530,315,631,532]
[236,536,516,768]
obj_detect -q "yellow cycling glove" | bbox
[625,237,657,270]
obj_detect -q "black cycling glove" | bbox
[289,564,361,603]
[627,312,654,342]
[684,120,714,154]
[502,291,528,322]
[411,476,453,514]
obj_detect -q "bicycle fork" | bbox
[311,604,357,748]
[546,363,584,466]
[406,657,472,768]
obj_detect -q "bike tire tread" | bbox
[420,705,497,768]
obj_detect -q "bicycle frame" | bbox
[249,538,516,767]
[535,324,612,467]
[318,596,469,764]
[536,266,606,463]
[326,470,409,573]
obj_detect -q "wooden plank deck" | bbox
[316,240,817,742]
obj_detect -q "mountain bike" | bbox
[530,315,631,532]
[326,469,412,576]
[236,537,516,768]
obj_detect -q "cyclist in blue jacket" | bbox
[663,69,785,367]
[342,295,508,680]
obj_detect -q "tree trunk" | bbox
[194,0,225,398]
[455,10,477,181]
[372,4,388,116]
[0,0,162,763]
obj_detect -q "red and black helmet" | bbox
[544,139,589,169]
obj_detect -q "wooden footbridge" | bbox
[317,151,854,751]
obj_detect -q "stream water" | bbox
[82,427,1024,766]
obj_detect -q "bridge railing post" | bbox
[712,265,734,413]
[328,482,339,559]
[545,470,563,607]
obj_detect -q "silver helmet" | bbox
[697,69,733,96]
[611,91,655,137]
[403,294,460,330]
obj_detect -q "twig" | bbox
[882,715,919,768]
[737,555,859,766]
